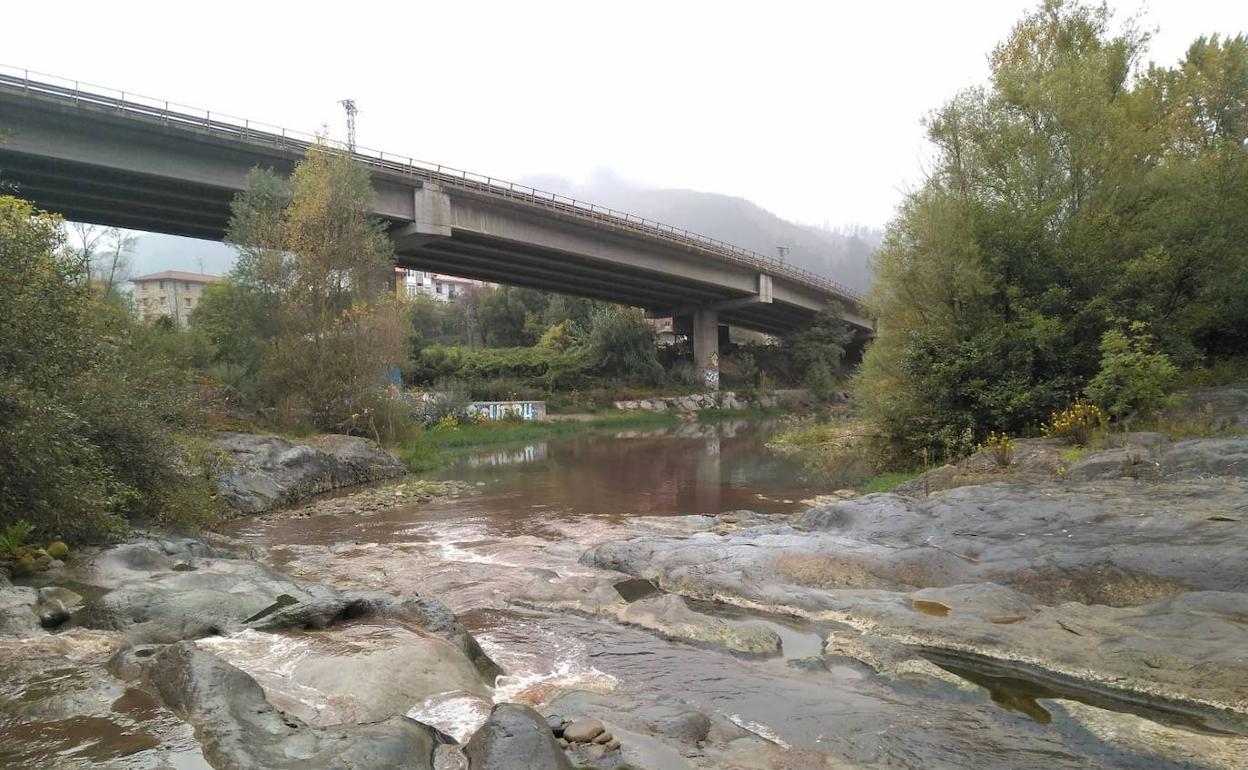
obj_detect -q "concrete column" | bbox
[693,308,720,391]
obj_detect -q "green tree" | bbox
[580,306,662,382]
[477,285,551,347]
[785,303,852,383]
[197,144,408,434]
[0,196,214,540]
[857,1,1248,455]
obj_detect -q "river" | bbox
[208,418,1222,769]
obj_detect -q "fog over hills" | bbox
[522,170,881,293]
[125,171,881,294]
[127,233,236,278]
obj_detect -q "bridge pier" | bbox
[692,308,721,391]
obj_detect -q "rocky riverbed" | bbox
[3,404,1248,769]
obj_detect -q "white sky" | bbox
[6,1,1243,227]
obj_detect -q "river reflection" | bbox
[436,419,818,518]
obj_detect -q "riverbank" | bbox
[5,410,1246,769]
[397,406,788,473]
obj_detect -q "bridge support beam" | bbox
[692,308,721,392]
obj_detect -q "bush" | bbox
[409,377,473,427]
[1043,401,1105,446]
[0,196,217,541]
[980,432,1015,467]
[580,306,662,382]
[803,360,841,400]
[1087,323,1179,421]
[409,344,589,389]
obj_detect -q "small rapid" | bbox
[216,421,1242,769]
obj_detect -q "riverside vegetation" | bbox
[0,138,846,543]
[2,2,1248,768]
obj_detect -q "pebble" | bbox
[592,731,613,744]
[586,744,607,759]
[605,738,620,751]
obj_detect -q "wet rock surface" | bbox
[0,535,500,769]
[147,641,441,769]
[513,574,782,655]
[463,702,573,770]
[584,436,1248,730]
[216,431,405,514]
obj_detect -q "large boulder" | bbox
[0,585,41,637]
[200,624,491,726]
[146,641,441,770]
[216,431,404,514]
[463,702,573,770]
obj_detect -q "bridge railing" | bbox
[0,64,865,305]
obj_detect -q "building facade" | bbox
[396,268,486,301]
[131,270,222,326]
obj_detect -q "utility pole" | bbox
[339,99,358,152]
[775,245,791,264]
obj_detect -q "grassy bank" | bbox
[399,410,681,472]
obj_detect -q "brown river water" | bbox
[211,420,1234,770]
[6,420,1234,768]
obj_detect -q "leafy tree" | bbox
[0,196,215,540]
[785,304,852,383]
[477,285,551,347]
[858,1,1248,456]
[196,144,407,434]
[580,306,662,382]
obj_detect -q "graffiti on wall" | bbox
[702,351,720,389]
[467,400,547,422]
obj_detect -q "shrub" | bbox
[1087,323,1179,421]
[410,378,472,427]
[0,521,33,555]
[537,320,577,350]
[980,432,1015,467]
[1043,401,1105,446]
[1,196,218,541]
[803,360,840,401]
[409,345,587,389]
[580,306,662,382]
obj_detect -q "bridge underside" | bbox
[394,232,819,336]
[0,84,873,346]
[0,151,238,241]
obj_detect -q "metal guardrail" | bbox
[0,64,864,305]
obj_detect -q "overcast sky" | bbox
[5,1,1242,228]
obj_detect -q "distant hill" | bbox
[521,171,880,293]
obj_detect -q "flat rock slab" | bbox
[513,574,781,655]
[590,471,1248,608]
[73,539,500,684]
[827,585,1248,719]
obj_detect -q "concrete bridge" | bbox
[0,67,872,387]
